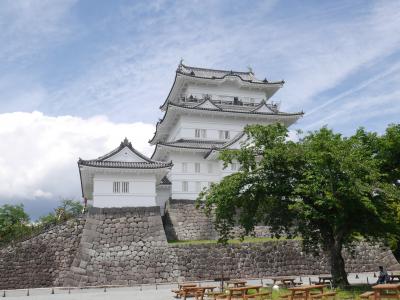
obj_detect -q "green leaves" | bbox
[198,123,400,286]
[0,204,31,245]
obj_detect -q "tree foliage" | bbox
[198,123,400,287]
[38,199,84,227]
[0,204,31,245]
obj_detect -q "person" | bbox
[377,266,390,284]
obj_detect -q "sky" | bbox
[0,0,399,219]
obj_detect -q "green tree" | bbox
[38,199,83,227]
[0,204,31,245]
[198,124,400,287]
[356,124,400,259]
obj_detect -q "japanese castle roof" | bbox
[177,63,284,84]
[78,138,172,169]
[149,100,303,145]
[151,133,248,160]
[160,62,285,111]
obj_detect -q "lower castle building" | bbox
[78,62,303,213]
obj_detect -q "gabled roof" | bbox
[149,101,303,145]
[177,63,284,84]
[204,132,247,159]
[160,62,285,110]
[194,98,222,110]
[78,138,173,169]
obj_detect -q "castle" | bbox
[78,62,303,212]
[1,63,398,289]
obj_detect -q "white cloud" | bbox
[0,111,154,201]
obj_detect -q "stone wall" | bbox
[163,199,217,241]
[64,207,178,286]
[0,218,85,289]
[0,206,399,289]
[163,199,272,241]
[170,241,400,281]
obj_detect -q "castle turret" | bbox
[150,62,303,201]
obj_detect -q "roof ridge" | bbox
[180,63,251,75]
[84,138,159,163]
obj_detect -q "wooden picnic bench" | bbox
[222,285,263,300]
[372,283,400,299]
[270,276,298,288]
[288,284,326,300]
[227,280,248,288]
[360,291,375,299]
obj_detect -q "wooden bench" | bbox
[244,291,271,299]
[359,292,374,299]
[310,292,336,299]
[279,292,306,299]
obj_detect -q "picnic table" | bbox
[270,276,297,287]
[181,286,217,300]
[372,283,400,300]
[288,284,326,300]
[317,275,332,285]
[224,285,263,300]
[227,280,247,288]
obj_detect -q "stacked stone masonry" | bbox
[163,199,272,241]
[0,205,399,289]
[0,218,85,289]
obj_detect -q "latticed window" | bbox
[195,163,201,173]
[113,181,129,193]
[122,181,129,193]
[113,181,120,193]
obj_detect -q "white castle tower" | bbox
[151,62,303,208]
[78,62,303,212]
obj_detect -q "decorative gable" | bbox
[251,101,274,113]
[194,99,221,110]
[105,146,147,162]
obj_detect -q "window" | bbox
[113,181,120,193]
[113,181,129,194]
[195,129,207,138]
[195,163,201,173]
[207,163,213,173]
[122,181,129,193]
[182,181,188,192]
[182,162,188,173]
[219,130,230,140]
[196,182,201,192]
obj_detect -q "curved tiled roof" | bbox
[78,159,172,169]
[79,138,172,169]
[169,102,303,116]
[160,62,285,110]
[177,63,284,85]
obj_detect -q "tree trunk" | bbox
[329,237,350,287]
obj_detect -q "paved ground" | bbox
[1,273,381,299]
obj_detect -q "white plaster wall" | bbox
[168,152,221,200]
[93,173,157,207]
[169,114,274,141]
[185,82,268,103]
[156,187,171,215]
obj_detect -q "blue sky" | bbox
[0,0,399,219]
